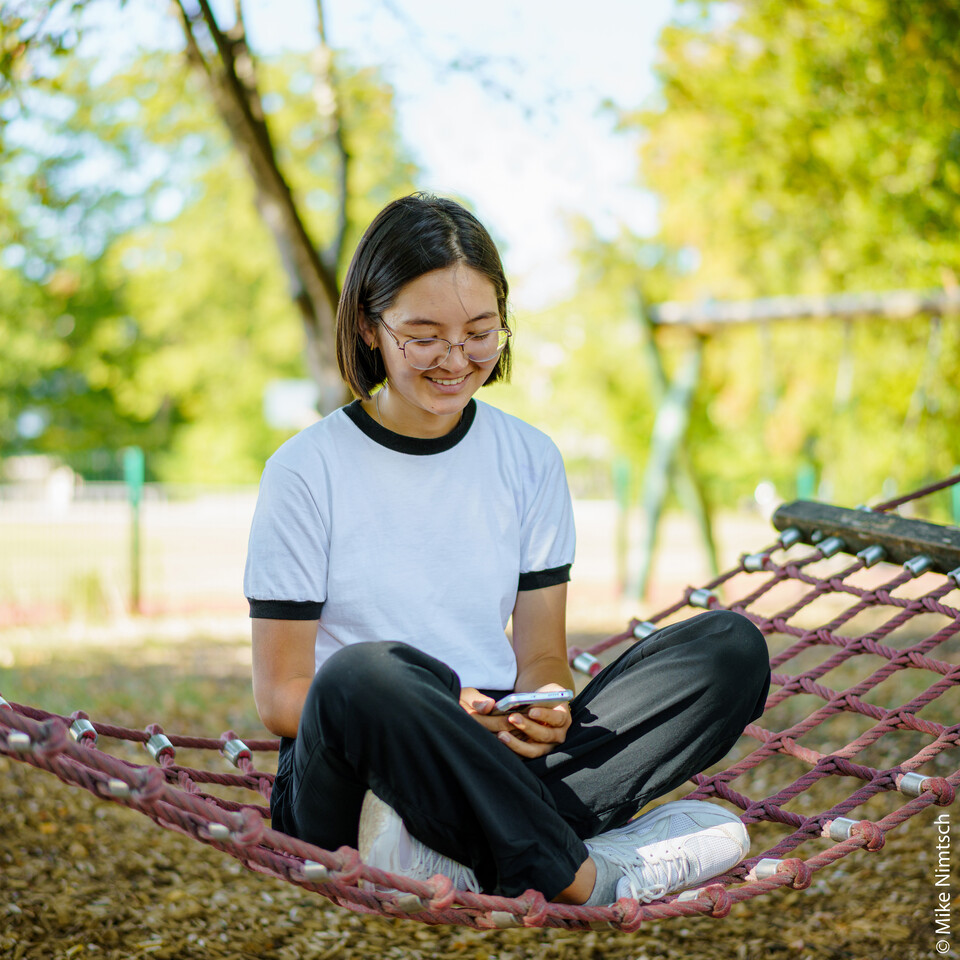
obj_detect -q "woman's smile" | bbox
[427,373,470,388]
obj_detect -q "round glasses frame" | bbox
[376,319,512,371]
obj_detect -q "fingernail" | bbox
[498,732,511,743]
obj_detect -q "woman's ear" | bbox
[359,308,378,350]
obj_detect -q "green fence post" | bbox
[613,456,631,596]
[796,462,817,500]
[123,446,145,615]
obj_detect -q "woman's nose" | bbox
[438,343,471,372]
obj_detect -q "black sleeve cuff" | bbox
[517,564,572,591]
[247,598,324,620]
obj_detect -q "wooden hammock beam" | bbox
[773,500,960,575]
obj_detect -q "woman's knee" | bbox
[697,610,770,706]
[310,641,458,725]
[315,641,410,703]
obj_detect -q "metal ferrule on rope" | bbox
[145,732,175,762]
[688,588,716,609]
[69,718,98,745]
[779,527,802,548]
[222,737,252,766]
[571,652,603,677]
[856,544,887,567]
[817,536,845,558]
[904,554,934,577]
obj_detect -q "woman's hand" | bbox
[459,685,573,758]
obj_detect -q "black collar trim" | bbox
[343,398,477,455]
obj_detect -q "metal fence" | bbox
[0,480,257,626]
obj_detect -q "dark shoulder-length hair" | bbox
[336,193,511,399]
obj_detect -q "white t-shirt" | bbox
[243,399,576,690]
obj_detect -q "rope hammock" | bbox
[3,475,959,932]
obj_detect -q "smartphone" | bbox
[489,690,574,716]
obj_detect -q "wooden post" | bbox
[633,295,718,598]
[634,328,704,598]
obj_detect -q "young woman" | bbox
[243,193,770,905]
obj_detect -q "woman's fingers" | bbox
[505,705,570,742]
[527,706,569,727]
[459,689,572,756]
[497,728,556,758]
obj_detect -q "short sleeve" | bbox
[243,459,328,619]
[518,440,575,591]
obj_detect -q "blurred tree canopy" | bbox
[1,0,958,507]
[0,2,417,481]
[532,0,959,507]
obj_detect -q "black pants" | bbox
[270,610,770,900]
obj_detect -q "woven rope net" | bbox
[2,476,959,932]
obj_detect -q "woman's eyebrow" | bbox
[396,311,499,327]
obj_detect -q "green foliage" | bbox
[582,0,960,506]
[635,0,960,297]
[0,33,417,481]
[486,223,678,498]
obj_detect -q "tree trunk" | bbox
[172,0,350,413]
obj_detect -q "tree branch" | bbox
[314,0,349,276]
[169,0,346,411]
[169,0,212,79]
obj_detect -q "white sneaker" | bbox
[357,790,480,893]
[586,800,749,903]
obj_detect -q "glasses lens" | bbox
[404,339,449,370]
[464,329,509,362]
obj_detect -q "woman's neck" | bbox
[363,385,465,439]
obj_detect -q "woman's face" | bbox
[362,263,503,438]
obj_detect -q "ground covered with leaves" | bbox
[0,629,955,960]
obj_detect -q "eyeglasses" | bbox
[376,320,511,371]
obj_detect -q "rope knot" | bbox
[612,895,643,932]
[926,777,956,806]
[134,766,166,803]
[424,874,457,910]
[35,718,69,755]
[233,807,264,846]
[702,883,732,918]
[332,846,363,886]
[517,889,550,926]
[781,858,813,889]
[851,820,885,852]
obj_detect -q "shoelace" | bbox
[606,839,695,901]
